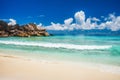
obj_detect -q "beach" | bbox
[0,36,120,80]
[1,0,120,79]
[0,53,120,80]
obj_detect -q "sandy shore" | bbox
[0,53,120,80]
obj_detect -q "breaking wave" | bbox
[0,41,112,50]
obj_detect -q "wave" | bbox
[0,41,112,50]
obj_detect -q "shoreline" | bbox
[0,53,120,80]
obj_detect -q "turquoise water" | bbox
[0,36,120,66]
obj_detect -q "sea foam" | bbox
[0,41,112,50]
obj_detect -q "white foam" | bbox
[0,41,112,50]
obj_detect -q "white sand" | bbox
[0,53,120,80]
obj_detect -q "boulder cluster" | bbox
[0,20,49,37]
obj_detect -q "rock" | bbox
[0,20,49,37]
[23,25,34,31]
[29,23,38,30]
[44,32,50,36]
[23,23,36,31]
[15,30,29,37]
[0,20,8,31]
[0,31,9,37]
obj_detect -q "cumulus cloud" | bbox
[45,10,120,31]
[99,14,120,31]
[74,11,85,25]
[8,19,16,26]
[64,18,73,25]
[92,17,100,22]
[46,22,64,30]
[46,10,98,31]
[4,11,120,31]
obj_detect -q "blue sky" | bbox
[1,0,120,25]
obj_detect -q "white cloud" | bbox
[46,22,64,30]
[109,13,116,20]
[64,18,73,25]
[45,10,120,31]
[99,15,120,31]
[45,11,99,31]
[74,10,85,25]
[8,19,16,26]
[92,17,100,22]
[5,11,120,31]
[37,23,42,27]
[84,18,92,29]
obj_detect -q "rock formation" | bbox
[0,20,49,37]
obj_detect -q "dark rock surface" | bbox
[0,20,49,37]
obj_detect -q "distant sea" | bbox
[0,35,120,72]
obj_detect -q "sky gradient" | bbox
[1,0,120,25]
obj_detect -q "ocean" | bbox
[0,35,120,72]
